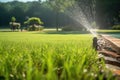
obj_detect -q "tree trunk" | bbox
[56,11,59,31]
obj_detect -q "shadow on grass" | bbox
[0,29,21,32]
[0,30,21,32]
[98,32,120,34]
[35,31,90,35]
[0,28,11,32]
[0,31,12,32]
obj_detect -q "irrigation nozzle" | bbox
[93,37,98,50]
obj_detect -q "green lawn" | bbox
[97,29,120,33]
[0,31,115,80]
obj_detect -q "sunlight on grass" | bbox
[0,32,115,80]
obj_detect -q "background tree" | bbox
[10,16,21,31]
[24,17,43,25]
[24,17,43,31]
[96,0,120,28]
[48,0,74,31]
[0,0,120,29]
[11,16,16,22]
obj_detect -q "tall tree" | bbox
[48,0,74,31]
[96,0,120,28]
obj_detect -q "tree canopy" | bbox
[24,17,43,25]
[0,0,120,29]
[11,16,16,22]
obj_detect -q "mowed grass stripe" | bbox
[0,32,93,41]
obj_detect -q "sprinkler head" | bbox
[93,37,97,40]
[93,37,98,50]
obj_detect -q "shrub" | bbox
[112,25,120,30]
[62,25,85,31]
[27,25,44,31]
[62,26,73,31]
[24,17,44,31]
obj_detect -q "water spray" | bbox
[65,1,98,50]
[65,2,97,37]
